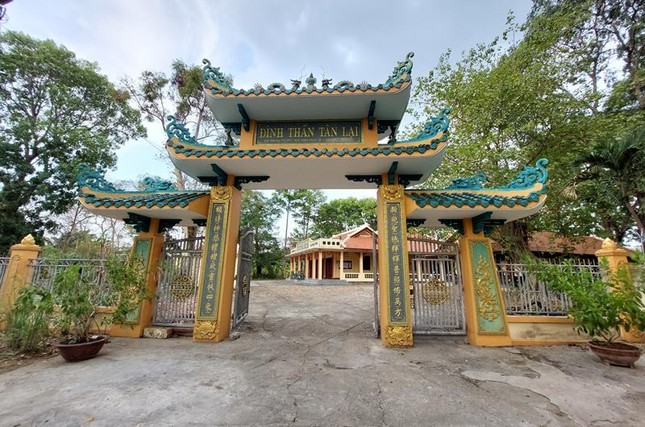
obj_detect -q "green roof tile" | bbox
[82,192,208,209]
[406,191,543,209]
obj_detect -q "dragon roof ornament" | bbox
[202,59,233,94]
[385,52,414,86]
[77,164,122,193]
[407,108,451,142]
[503,158,549,190]
[202,52,415,97]
[437,159,549,193]
[165,115,198,144]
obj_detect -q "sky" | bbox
[3,0,533,232]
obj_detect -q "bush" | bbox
[5,286,54,353]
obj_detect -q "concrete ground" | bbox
[0,281,644,427]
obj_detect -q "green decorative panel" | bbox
[255,121,362,144]
[384,202,407,324]
[125,238,152,323]
[197,202,229,319]
[469,240,507,335]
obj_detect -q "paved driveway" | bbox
[0,281,644,426]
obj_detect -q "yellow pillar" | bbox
[377,183,413,347]
[193,185,242,342]
[595,239,644,343]
[318,251,323,280]
[0,235,41,329]
[458,218,512,346]
[339,250,344,280]
[305,253,309,278]
[109,218,165,338]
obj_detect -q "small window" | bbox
[343,260,352,269]
[363,255,371,271]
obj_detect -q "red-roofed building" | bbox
[288,224,377,282]
[289,227,610,282]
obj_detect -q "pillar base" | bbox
[382,325,413,348]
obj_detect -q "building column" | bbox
[318,251,323,280]
[110,218,165,338]
[596,239,644,343]
[305,253,310,278]
[359,252,364,279]
[377,183,413,347]
[339,250,344,280]
[193,185,242,342]
[0,235,41,329]
[458,218,512,346]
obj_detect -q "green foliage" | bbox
[0,31,146,253]
[103,254,149,325]
[408,2,644,248]
[52,264,98,343]
[4,286,54,353]
[241,190,285,279]
[51,254,148,343]
[573,125,645,250]
[533,260,645,342]
[272,190,327,247]
[311,198,377,238]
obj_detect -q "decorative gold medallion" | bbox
[169,275,194,299]
[194,320,219,340]
[381,184,404,201]
[421,278,450,304]
[210,186,232,201]
[474,255,500,321]
[384,325,413,347]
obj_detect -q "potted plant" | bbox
[534,260,645,368]
[52,253,148,362]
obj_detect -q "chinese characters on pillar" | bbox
[198,202,228,318]
[386,202,407,323]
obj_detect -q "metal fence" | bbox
[497,262,601,316]
[0,257,9,285]
[29,258,113,305]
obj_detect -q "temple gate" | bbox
[76,52,549,347]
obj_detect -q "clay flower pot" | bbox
[54,335,108,362]
[588,341,641,368]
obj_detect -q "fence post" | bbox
[595,238,644,343]
[0,235,42,329]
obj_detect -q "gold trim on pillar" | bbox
[194,320,220,340]
[384,325,413,346]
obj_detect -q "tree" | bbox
[408,3,644,251]
[121,60,229,189]
[574,126,645,250]
[240,190,285,278]
[121,61,225,240]
[311,198,377,238]
[0,31,145,253]
[291,190,326,240]
[272,190,312,248]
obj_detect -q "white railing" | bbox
[292,238,343,254]
[343,272,373,281]
[497,262,600,316]
[0,257,10,285]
